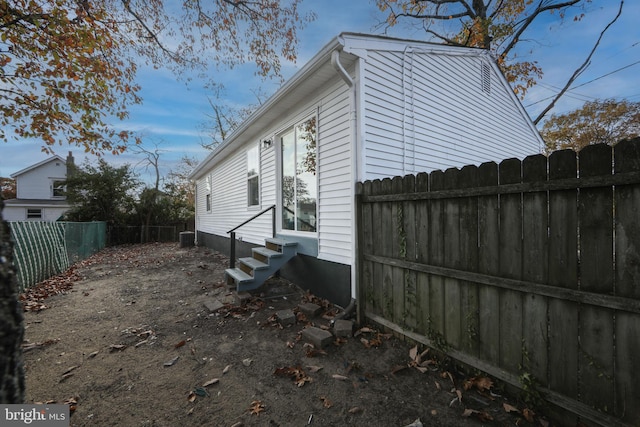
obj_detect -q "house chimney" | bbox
[66,151,75,178]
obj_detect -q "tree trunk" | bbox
[0,199,25,403]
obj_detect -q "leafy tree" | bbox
[64,159,139,224]
[541,99,640,153]
[163,156,197,221]
[1,0,313,154]
[376,0,623,121]
[0,178,16,199]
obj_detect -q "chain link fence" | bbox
[9,221,106,292]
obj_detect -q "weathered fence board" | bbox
[613,140,640,422]
[522,154,549,386]
[579,144,615,413]
[498,158,523,375]
[477,162,500,366]
[428,170,446,345]
[458,165,479,356]
[356,139,640,427]
[415,173,431,333]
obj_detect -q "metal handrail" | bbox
[227,204,276,269]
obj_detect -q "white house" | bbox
[189,33,544,306]
[2,153,73,221]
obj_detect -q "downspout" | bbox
[331,50,353,89]
[331,48,358,313]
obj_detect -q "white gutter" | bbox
[331,47,359,301]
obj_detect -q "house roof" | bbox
[10,155,66,178]
[189,32,535,180]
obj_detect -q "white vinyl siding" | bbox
[192,35,543,272]
[195,145,271,245]
[316,81,352,264]
[362,49,540,180]
[15,159,66,200]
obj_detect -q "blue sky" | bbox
[2,0,639,184]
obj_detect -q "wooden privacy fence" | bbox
[356,139,640,427]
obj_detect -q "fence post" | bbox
[230,231,236,269]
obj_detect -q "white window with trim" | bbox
[51,180,66,198]
[247,144,260,207]
[280,116,316,232]
[205,175,212,212]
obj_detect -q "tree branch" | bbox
[120,0,182,63]
[533,0,624,125]
[501,0,581,59]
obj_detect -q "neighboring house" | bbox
[189,33,544,306]
[2,152,74,221]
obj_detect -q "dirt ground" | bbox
[20,243,549,427]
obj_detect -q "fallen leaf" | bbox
[449,389,463,407]
[223,364,231,374]
[441,371,455,385]
[249,400,265,415]
[320,396,333,408]
[60,373,74,382]
[242,358,252,367]
[174,340,186,348]
[87,351,99,358]
[522,408,535,422]
[306,365,323,373]
[202,378,219,387]
[62,366,79,376]
[391,364,409,374]
[462,408,475,417]
[187,391,196,402]
[462,408,493,421]
[305,348,327,358]
[274,366,313,387]
[348,406,363,414]
[193,387,209,397]
[109,344,126,352]
[21,339,60,352]
[409,345,418,361]
[354,327,375,337]
[464,376,493,392]
[332,374,348,381]
[164,356,179,367]
[503,403,520,414]
[63,397,77,413]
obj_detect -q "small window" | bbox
[52,180,66,197]
[247,145,260,207]
[27,209,42,219]
[205,175,212,212]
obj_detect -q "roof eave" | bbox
[189,35,344,181]
[10,155,66,178]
